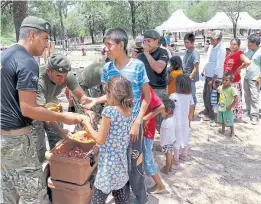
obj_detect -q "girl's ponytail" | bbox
[121,97,134,109]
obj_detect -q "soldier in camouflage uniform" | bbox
[72,62,105,114]
[1,16,83,204]
[34,53,91,161]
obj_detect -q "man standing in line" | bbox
[133,30,169,129]
[183,33,200,119]
[201,30,226,125]
[242,34,261,125]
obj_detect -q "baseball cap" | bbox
[143,30,160,39]
[210,30,222,39]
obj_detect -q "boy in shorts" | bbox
[217,72,239,137]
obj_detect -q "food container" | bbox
[46,140,99,185]
[48,175,95,204]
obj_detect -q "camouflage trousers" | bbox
[43,122,63,150]
[31,121,63,164]
[1,128,50,204]
[32,121,46,164]
[73,85,104,114]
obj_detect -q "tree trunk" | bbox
[13,1,28,42]
[58,9,65,40]
[233,22,237,38]
[89,21,95,44]
[53,25,57,43]
[129,1,136,38]
[248,29,252,36]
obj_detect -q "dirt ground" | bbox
[59,45,261,204]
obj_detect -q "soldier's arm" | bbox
[19,91,81,125]
[72,86,92,104]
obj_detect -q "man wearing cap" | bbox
[133,30,169,129]
[1,16,86,204]
[34,53,91,161]
[201,30,226,124]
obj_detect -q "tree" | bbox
[135,1,172,34]
[1,0,28,42]
[78,1,109,44]
[128,0,143,38]
[210,1,260,38]
[185,1,212,23]
[53,0,75,40]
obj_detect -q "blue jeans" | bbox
[191,81,197,105]
[143,137,158,176]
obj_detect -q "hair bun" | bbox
[121,97,134,109]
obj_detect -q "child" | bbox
[82,28,151,204]
[210,80,222,127]
[183,33,200,120]
[84,76,133,204]
[142,87,166,194]
[168,56,183,95]
[217,72,238,137]
[160,99,176,175]
[170,74,194,165]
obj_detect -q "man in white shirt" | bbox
[201,30,226,123]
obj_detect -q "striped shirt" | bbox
[101,59,149,118]
[211,89,219,105]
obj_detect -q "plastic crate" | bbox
[45,140,98,185]
[48,175,95,204]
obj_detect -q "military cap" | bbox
[48,54,71,73]
[143,30,160,39]
[21,16,51,34]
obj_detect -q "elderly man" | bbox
[201,30,226,124]
[243,34,261,125]
[34,53,91,162]
[1,16,82,204]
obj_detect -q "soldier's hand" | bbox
[61,112,82,125]
[81,99,97,111]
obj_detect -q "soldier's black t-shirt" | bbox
[1,44,39,130]
[138,47,169,89]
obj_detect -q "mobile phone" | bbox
[136,47,143,54]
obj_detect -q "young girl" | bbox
[160,99,176,175]
[168,56,183,95]
[83,75,133,204]
[170,74,194,165]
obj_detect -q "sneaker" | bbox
[210,121,218,127]
[251,117,259,125]
[210,120,215,126]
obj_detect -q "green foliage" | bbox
[1,8,15,37]
[185,1,213,23]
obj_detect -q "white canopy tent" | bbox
[201,12,233,29]
[155,9,202,33]
[237,12,261,29]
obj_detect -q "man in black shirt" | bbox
[0,16,84,203]
[133,30,169,129]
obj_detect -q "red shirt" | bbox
[142,88,163,140]
[224,50,243,83]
